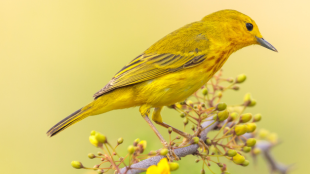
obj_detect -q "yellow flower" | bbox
[146,158,170,174]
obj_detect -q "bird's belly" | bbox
[135,64,214,107]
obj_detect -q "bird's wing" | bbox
[93,52,207,99]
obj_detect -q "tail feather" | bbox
[46,105,92,137]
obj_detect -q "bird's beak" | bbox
[255,36,278,52]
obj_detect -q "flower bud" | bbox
[224,127,230,134]
[232,85,240,90]
[216,103,227,111]
[128,145,135,154]
[88,153,96,159]
[93,165,99,169]
[179,101,186,105]
[95,132,106,144]
[206,138,212,145]
[246,123,256,133]
[160,148,168,156]
[183,118,188,125]
[232,153,245,164]
[230,112,238,121]
[91,130,96,135]
[195,159,200,163]
[97,169,104,174]
[202,88,208,96]
[192,137,199,144]
[97,152,103,156]
[134,138,140,144]
[240,113,252,123]
[201,169,205,174]
[180,113,186,118]
[217,110,229,121]
[213,115,217,120]
[236,74,246,83]
[148,150,156,156]
[243,93,251,102]
[117,137,124,145]
[253,148,261,155]
[218,163,223,167]
[234,125,247,136]
[253,114,262,122]
[227,149,237,157]
[246,138,256,147]
[242,160,250,166]
[217,91,223,98]
[71,161,83,169]
[227,78,234,83]
[191,125,195,131]
[89,135,100,147]
[186,100,193,106]
[138,140,147,150]
[210,146,218,154]
[267,133,278,143]
[168,127,173,134]
[174,102,181,108]
[258,129,269,139]
[249,99,256,107]
[169,162,179,171]
[243,146,251,153]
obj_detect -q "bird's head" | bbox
[202,9,277,52]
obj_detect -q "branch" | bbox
[256,140,291,174]
[118,119,219,174]
[243,133,291,174]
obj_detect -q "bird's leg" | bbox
[142,115,166,145]
[152,107,191,140]
[140,105,179,161]
[142,116,180,161]
[152,107,208,152]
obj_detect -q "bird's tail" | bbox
[46,103,94,137]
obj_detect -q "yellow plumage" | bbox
[47,9,277,137]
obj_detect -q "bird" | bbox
[47,9,277,153]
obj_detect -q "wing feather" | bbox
[93,53,207,99]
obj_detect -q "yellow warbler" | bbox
[47,10,276,151]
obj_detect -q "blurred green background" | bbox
[1,0,308,173]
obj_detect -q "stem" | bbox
[104,144,120,173]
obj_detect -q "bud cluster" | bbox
[71,131,181,173]
[164,70,274,174]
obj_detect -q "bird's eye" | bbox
[246,23,253,31]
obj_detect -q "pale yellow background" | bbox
[0,0,308,174]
